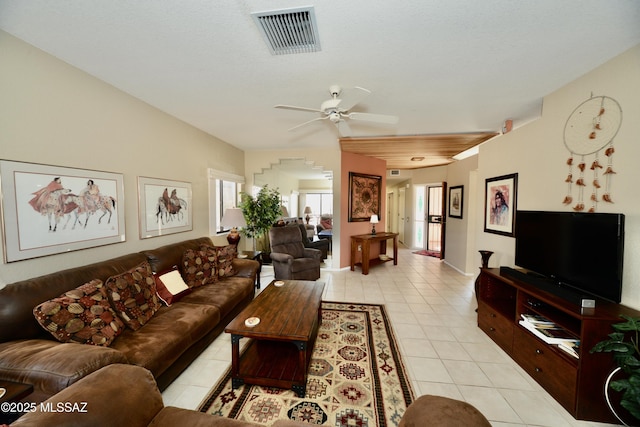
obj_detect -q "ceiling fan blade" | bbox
[337,86,371,111]
[335,119,352,137]
[275,104,323,113]
[347,112,399,124]
[287,116,328,132]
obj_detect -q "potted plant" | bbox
[238,185,281,259]
[591,314,640,424]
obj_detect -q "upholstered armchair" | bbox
[304,224,315,238]
[269,226,322,281]
[296,224,329,260]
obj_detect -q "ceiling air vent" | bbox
[251,7,321,55]
[389,170,401,176]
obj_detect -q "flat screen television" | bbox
[514,210,625,303]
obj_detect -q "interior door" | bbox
[425,186,442,252]
[425,183,446,259]
[387,193,393,232]
[440,182,447,259]
[398,187,406,243]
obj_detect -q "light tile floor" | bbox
[162,246,620,427]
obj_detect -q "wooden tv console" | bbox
[477,268,639,423]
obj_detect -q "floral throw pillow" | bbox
[182,248,217,288]
[33,279,125,347]
[205,244,237,278]
[105,261,160,331]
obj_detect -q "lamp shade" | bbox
[370,214,379,235]
[280,205,289,218]
[221,208,246,245]
[220,208,246,229]
[303,206,313,224]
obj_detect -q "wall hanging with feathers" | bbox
[562,95,622,212]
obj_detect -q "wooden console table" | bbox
[350,232,398,275]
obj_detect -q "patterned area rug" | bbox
[199,302,414,426]
[413,249,440,258]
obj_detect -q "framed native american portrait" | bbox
[484,173,518,237]
[348,172,381,222]
[0,160,125,263]
[138,176,192,239]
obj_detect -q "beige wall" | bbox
[474,44,640,309]
[0,31,244,285]
[397,44,639,309]
[3,29,639,309]
[244,149,340,194]
[244,149,341,260]
[443,156,479,274]
[298,179,332,192]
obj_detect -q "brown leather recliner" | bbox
[296,224,329,260]
[269,226,321,281]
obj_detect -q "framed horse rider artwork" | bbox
[137,176,193,239]
[0,160,126,263]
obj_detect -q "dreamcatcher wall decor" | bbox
[562,95,622,212]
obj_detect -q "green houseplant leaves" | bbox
[591,314,640,421]
[238,185,281,253]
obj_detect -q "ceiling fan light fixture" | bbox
[275,85,397,137]
[328,112,342,123]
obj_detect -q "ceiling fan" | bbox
[275,85,399,137]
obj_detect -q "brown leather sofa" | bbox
[0,238,258,404]
[9,364,491,426]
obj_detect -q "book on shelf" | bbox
[520,313,556,327]
[518,319,580,345]
[557,341,580,359]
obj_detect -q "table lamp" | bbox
[221,208,246,245]
[304,206,313,224]
[370,214,379,235]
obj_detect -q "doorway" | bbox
[398,187,406,244]
[386,192,393,232]
[413,183,446,258]
[426,185,443,253]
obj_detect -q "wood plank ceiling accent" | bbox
[339,133,499,170]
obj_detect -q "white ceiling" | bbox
[2,1,640,163]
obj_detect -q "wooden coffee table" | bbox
[225,279,324,397]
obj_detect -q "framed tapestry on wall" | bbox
[0,160,126,263]
[138,176,192,239]
[348,172,381,222]
[484,173,518,237]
